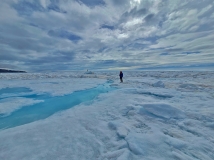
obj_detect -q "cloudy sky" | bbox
[0,0,214,72]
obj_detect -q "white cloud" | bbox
[39,0,50,8]
[123,18,144,28]
[198,4,212,16]
[0,0,214,71]
[118,33,129,39]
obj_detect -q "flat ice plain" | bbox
[0,71,214,160]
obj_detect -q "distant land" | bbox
[0,69,26,73]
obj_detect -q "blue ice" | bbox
[0,83,115,130]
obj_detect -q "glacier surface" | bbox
[0,71,214,160]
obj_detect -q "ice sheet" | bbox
[0,78,106,96]
[0,71,214,160]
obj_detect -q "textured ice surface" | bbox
[139,103,185,119]
[0,71,214,160]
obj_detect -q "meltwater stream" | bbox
[0,82,115,130]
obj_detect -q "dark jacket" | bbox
[119,72,123,78]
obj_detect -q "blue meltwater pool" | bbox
[0,81,115,130]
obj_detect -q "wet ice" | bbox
[0,83,113,129]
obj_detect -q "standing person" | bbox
[119,71,123,83]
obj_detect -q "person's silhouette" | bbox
[119,71,123,83]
